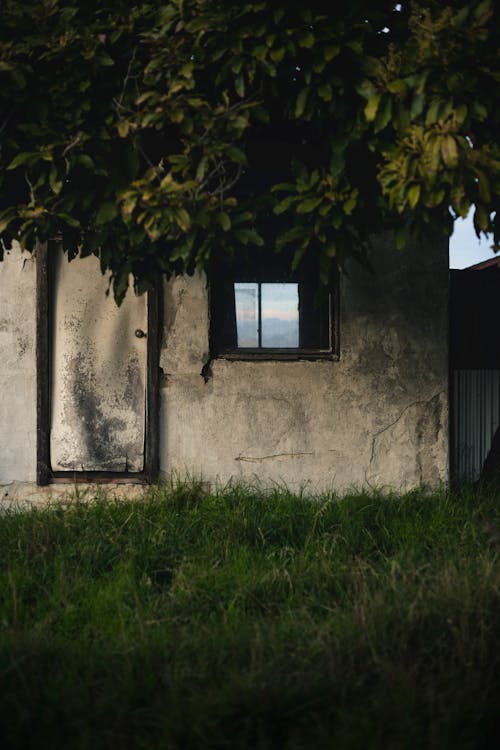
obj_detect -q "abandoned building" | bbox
[1,233,455,500]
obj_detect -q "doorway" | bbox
[36,242,159,485]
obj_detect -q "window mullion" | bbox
[258,283,262,348]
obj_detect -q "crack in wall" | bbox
[235,452,314,463]
[368,390,446,467]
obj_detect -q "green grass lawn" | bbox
[0,483,499,750]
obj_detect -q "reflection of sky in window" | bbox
[262,283,298,347]
[234,282,299,348]
[235,283,258,347]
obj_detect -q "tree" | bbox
[0,0,498,299]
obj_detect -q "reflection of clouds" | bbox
[262,309,298,321]
[235,285,257,322]
[262,283,298,321]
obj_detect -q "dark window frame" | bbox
[209,251,339,361]
[36,240,160,486]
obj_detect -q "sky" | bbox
[449,212,496,269]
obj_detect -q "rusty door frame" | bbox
[36,241,160,486]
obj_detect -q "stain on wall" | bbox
[50,248,147,472]
[0,243,37,483]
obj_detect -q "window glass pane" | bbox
[234,282,259,347]
[261,283,299,347]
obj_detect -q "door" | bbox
[36,243,159,484]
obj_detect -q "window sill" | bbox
[213,349,340,362]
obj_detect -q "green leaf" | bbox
[273,195,296,214]
[395,225,406,250]
[356,80,377,100]
[452,7,469,27]
[234,228,264,246]
[253,45,267,61]
[474,0,492,21]
[276,224,305,249]
[7,152,35,170]
[96,201,118,224]
[474,205,489,233]
[298,31,314,48]
[121,194,138,217]
[410,94,425,120]
[407,184,421,209]
[196,156,209,181]
[97,52,115,67]
[270,47,285,62]
[324,45,340,62]
[425,99,441,125]
[49,167,63,195]
[226,146,247,165]
[175,208,191,232]
[475,169,491,203]
[216,211,231,231]
[117,120,130,138]
[77,154,95,170]
[329,150,345,178]
[318,84,332,102]
[343,192,357,215]
[387,79,407,96]
[0,212,14,233]
[456,104,468,124]
[424,137,442,175]
[440,136,458,168]
[295,87,309,118]
[296,197,322,214]
[272,182,296,193]
[472,102,488,121]
[58,213,80,228]
[235,73,245,98]
[364,94,381,122]
[374,96,392,132]
[425,189,445,208]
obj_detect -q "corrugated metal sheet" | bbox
[454,370,500,480]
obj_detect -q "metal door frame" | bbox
[36,241,160,485]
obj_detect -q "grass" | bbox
[0,482,499,749]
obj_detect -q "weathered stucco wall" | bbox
[0,243,37,484]
[0,234,448,497]
[159,236,448,491]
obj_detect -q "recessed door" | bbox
[36,243,159,483]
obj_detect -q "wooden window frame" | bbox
[36,241,160,486]
[209,252,340,362]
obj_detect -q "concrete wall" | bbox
[0,242,37,484]
[0,235,449,496]
[159,235,449,492]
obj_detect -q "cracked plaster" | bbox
[159,234,449,492]
[0,234,449,497]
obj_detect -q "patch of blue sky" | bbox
[449,212,495,269]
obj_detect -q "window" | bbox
[235,282,299,348]
[209,249,338,359]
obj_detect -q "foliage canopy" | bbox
[0,0,498,298]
